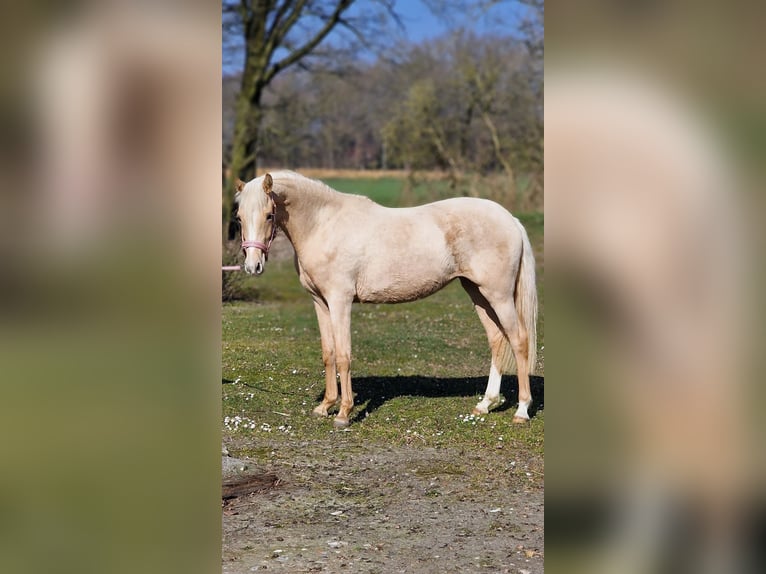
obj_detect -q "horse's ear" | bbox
[234,179,245,203]
[263,173,273,195]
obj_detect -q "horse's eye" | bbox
[266,214,273,221]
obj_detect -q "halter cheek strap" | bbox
[241,197,278,260]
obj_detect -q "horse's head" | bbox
[235,173,277,275]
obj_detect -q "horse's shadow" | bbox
[316,374,544,424]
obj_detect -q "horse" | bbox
[235,171,538,428]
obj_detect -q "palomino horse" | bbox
[236,171,538,428]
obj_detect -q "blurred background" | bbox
[0,2,221,574]
[2,1,765,573]
[545,1,765,573]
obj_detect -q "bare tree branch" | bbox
[265,0,308,62]
[265,0,354,84]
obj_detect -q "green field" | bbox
[222,180,543,455]
[322,177,406,206]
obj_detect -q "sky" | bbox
[393,1,460,43]
[392,0,525,43]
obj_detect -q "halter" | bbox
[241,196,278,260]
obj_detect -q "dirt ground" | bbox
[222,438,543,573]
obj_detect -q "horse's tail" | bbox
[503,218,537,375]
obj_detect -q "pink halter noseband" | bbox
[241,197,277,260]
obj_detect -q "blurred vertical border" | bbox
[546,1,765,573]
[0,2,221,574]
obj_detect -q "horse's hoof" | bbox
[311,408,328,418]
[512,415,530,424]
[333,417,350,429]
[472,397,502,416]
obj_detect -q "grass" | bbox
[222,183,543,459]
[322,171,542,212]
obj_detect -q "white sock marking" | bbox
[475,362,502,413]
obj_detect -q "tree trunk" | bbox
[223,1,271,239]
[480,108,515,182]
[223,58,266,240]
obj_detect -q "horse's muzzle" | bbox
[243,256,265,275]
[244,260,264,275]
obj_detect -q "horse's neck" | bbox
[276,179,338,254]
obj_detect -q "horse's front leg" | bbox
[312,298,338,417]
[327,297,353,428]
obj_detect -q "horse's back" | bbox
[425,196,522,250]
[351,197,523,302]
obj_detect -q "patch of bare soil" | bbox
[222,440,543,573]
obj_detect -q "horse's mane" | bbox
[240,170,375,215]
[271,170,336,198]
[269,170,375,208]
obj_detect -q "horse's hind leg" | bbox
[312,298,339,417]
[488,296,532,424]
[473,307,507,415]
[461,278,532,423]
[460,279,506,415]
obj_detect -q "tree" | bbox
[222,0,398,238]
[418,0,544,177]
[382,32,536,197]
